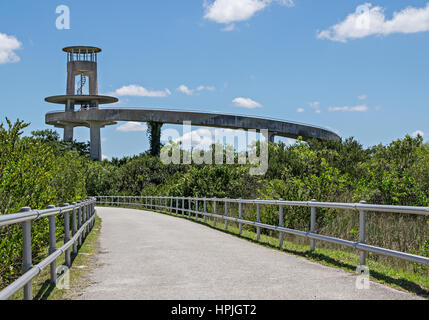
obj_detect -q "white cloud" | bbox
[328,104,369,112]
[309,101,320,108]
[222,24,236,32]
[169,127,256,151]
[318,3,429,42]
[0,33,22,64]
[203,0,294,25]
[177,84,194,95]
[177,84,216,95]
[113,85,171,97]
[309,101,321,113]
[412,130,424,138]
[197,85,216,92]
[297,108,305,113]
[232,97,262,108]
[170,128,214,148]
[102,154,109,161]
[116,122,148,132]
[358,94,368,100]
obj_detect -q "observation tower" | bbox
[45,46,340,161]
[45,46,118,160]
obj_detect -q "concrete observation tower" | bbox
[45,46,118,160]
[46,46,340,161]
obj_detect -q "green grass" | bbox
[115,204,429,298]
[9,216,101,300]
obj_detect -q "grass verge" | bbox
[9,215,101,300]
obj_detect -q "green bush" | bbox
[0,119,87,289]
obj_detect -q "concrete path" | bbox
[78,207,419,300]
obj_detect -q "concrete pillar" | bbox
[66,68,75,95]
[268,131,275,143]
[89,122,102,161]
[89,69,98,95]
[64,125,74,142]
[66,99,75,112]
[148,121,163,156]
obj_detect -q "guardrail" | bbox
[96,195,429,267]
[0,198,97,300]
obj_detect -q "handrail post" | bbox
[203,199,207,223]
[176,197,179,214]
[256,199,261,241]
[279,199,284,248]
[20,207,32,300]
[86,202,90,238]
[83,202,87,239]
[77,201,82,246]
[63,203,71,267]
[359,200,367,266]
[224,199,228,231]
[47,205,57,284]
[182,198,185,216]
[213,198,217,227]
[239,199,243,235]
[196,199,199,219]
[310,199,317,252]
[188,198,191,218]
[91,201,95,228]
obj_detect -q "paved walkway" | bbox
[78,207,419,300]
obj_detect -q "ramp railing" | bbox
[96,195,429,267]
[0,198,97,300]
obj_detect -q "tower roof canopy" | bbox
[63,46,102,53]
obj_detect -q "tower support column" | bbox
[148,121,163,156]
[89,122,102,161]
[64,125,74,142]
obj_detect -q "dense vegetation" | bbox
[1,118,428,289]
[0,119,88,288]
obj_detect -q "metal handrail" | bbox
[95,195,429,267]
[0,198,97,300]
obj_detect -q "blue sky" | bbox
[0,0,428,159]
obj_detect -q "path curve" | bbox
[78,207,419,300]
